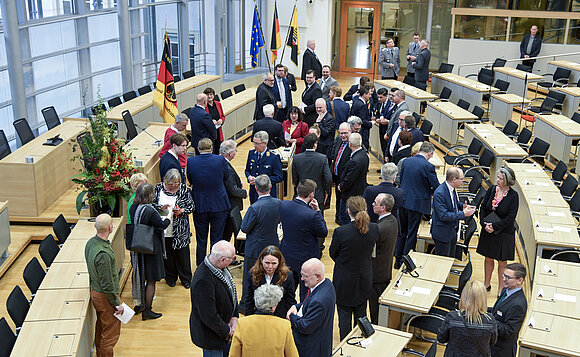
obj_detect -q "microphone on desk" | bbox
[134,123,162,145]
[521,73,528,122]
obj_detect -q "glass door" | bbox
[339,1,381,74]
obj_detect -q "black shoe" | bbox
[394,261,401,270]
[142,309,162,320]
[183,281,191,289]
[134,305,144,314]
[486,285,491,292]
[166,280,176,287]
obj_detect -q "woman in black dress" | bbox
[476,166,519,297]
[203,87,225,154]
[130,183,170,320]
[244,245,296,318]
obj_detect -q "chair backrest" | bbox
[550,250,580,263]
[420,119,433,137]
[539,96,557,113]
[457,99,470,110]
[516,64,532,73]
[13,118,35,145]
[138,84,153,95]
[438,62,454,73]
[0,317,16,356]
[23,257,45,296]
[502,120,518,136]
[41,106,61,130]
[6,286,29,329]
[182,69,195,79]
[412,112,421,126]
[479,73,494,86]
[76,131,93,171]
[528,137,550,156]
[123,90,138,102]
[517,127,533,145]
[457,261,473,295]
[494,79,510,92]
[107,96,123,108]
[472,105,484,120]
[39,234,59,267]
[220,89,233,100]
[403,75,415,85]
[467,137,483,156]
[439,87,452,100]
[233,84,246,94]
[52,213,71,245]
[547,90,566,105]
[414,81,427,91]
[479,148,495,167]
[559,174,578,197]
[0,130,11,160]
[173,75,181,82]
[492,58,507,68]
[552,160,568,183]
[463,219,478,247]
[471,187,487,213]
[214,94,221,102]
[468,171,483,193]
[568,189,580,212]
[553,67,571,82]
[572,112,580,124]
[92,103,106,116]
[122,110,138,140]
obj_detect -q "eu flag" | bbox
[250,7,264,68]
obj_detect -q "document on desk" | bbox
[411,286,431,295]
[395,289,413,297]
[115,303,135,324]
[554,293,576,303]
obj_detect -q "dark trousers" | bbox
[275,107,288,123]
[193,210,228,266]
[337,302,367,341]
[334,185,342,221]
[213,138,222,155]
[433,237,457,258]
[382,75,397,80]
[338,198,350,226]
[395,208,422,264]
[369,281,389,325]
[522,59,536,69]
[164,239,192,285]
[292,269,308,302]
[239,255,257,313]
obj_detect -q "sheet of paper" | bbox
[284,131,291,141]
[530,200,545,205]
[114,303,135,324]
[554,293,576,303]
[537,226,554,233]
[535,182,550,186]
[395,289,413,297]
[411,286,431,295]
[526,169,542,173]
[553,226,572,233]
[528,316,535,327]
[548,211,565,217]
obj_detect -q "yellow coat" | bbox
[229,314,299,357]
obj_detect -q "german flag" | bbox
[270,1,281,63]
[153,32,178,124]
[286,5,300,66]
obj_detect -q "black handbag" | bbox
[130,205,156,254]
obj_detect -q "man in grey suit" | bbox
[379,38,400,80]
[412,40,431,85]
[385,90,409,138]
[406,33,421,77]
[319,65,339,102]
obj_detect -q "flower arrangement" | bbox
[70,102,136,215]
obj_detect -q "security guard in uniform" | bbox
[245,130,283,203]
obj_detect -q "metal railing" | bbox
[456,51,580,76]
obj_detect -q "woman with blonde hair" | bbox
[329,196,378,340]
[438,281,497,356]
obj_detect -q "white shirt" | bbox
[350,147,362,157]
[378,212,392,220]
[265,274,273,285]
[158,190,177,237]
[445,181,457,210]
[390,126,403,155]
[276,76,287,108]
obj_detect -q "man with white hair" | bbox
[159,112,189,169]
[254,73,277,121]
[331,122,353,223]
[301,39,322,80]
[245,131,283,203]
[385,89,409,136]
[190,240,239,356]
[252,104,285,149]
[337,132,369,225]
[189,93,217,154]
[314,98,335,155]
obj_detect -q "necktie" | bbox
[258,152,262,161]
[453,189,459,211]
[304,288,312,301]
[278,79,286,108]
[497,290,507,304]
[334,142,347,175]
[414,43,417,51]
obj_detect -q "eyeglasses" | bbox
[372,201,383,206]
[502,273,518,280]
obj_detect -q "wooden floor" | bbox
[0,72,535,356]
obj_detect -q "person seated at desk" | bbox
[158,113,189,169]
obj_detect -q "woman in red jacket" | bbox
[204,87,225,154]
[282,106,309,153]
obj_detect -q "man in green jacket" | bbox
[85,213,124,356]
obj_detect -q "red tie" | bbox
[304,288,312,301]
[334,142,347,175]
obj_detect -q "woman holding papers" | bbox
[282,106,309,153]
[204,87,225,154]
[476,167,519,297]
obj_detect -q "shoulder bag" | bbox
[130,205,156,254]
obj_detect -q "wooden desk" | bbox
[519,310,580,357]
[332,325,412,357]
[489,94,530,127]
[25,289,92,322]
[530,283,580,319]
[427,101,478,145]
[464,123,527,182]
[273,142,296,200]
[533,257,580,291]
[557,86,580,118]
[125,124,169,184]
[534,113,580,166]
[374,79,438,114]
[0,201,9,258]
[38,262,89,290]
[431,72,499,107]
[548,60,580,84]
[0,120,86,216]
[409,251,454,284]
[493,67,542,96]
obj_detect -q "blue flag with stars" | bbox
[250,7,264,68]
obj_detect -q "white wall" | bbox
[448,39,580,76]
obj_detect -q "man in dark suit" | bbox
[490,263,528,357]
[301,69,323,126]
[363,163,404,223]
[313,98,335,156]
[301,39,322,80]
[344,76,373,101]
[219,140,247,244]
[350,85,374,151]
[337,133,369,225]
[520,25,542,69]
[280,179,328,301]
[331,123,352,224]
[283,66,297,92]
[369,193,398,324]
[286,258,335,357]
[187,138,231,267]
[405,115,425,146]
[374,87,397,156]
[160,133,188,183]
[327,86,351,130]
[431,167,475,257]
[189,93,217,154]
[252,104,285,149]
[245,131,283,203]
[239,174,281,312]
[319,65,339,101]
[411,40,431,85]
[385,90,409,138]
[395,141,439,268]
[254,73,277,121]
[190,241,239,356]
[272,64,293,122]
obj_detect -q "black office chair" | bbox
[444,137,483,169]
[123,90,138,102]
[138,84,153,95]
[438,63,454,73]
[550,249,580,263]
[545,90,566,113]
[38,234,60,268]
[472,105,485,121]
[13,118,35,145]
[464,148,495,178]
[182,69,195,79]
[23,257,45,300]
[457,99,470,111]
[467,67,494,85]
[502,120,518,138]
[515,127,533,149]
[415,81,427,91]
[0,130,11,160]
[92,103,107,116]
[214,94,221,102]
[483,79,510,102]
[521,96,557,129]
[122,110,138,141]
[516,64,532,73]
[412,112,422,126]
[454,218,478,265]
[492,58,507,68]
[107,96,122,108]
[437,87,452,101]
[406,314,445,342]
[173,75,181,82]
[220,89,233,100]
[52,214,71,246]
[0,317,16,355]
[458,170,483,199]
[521,138,550,167]
[551,160,568,187]
[233,84,246,94]
[419,119,433,141]
[6,286,29,332]
[559,174,578,201]
[41,106,61,130]
[435,261,473,311]
[403,75,415,86]
[535,67,571,90]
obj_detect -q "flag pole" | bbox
[280,3,296,63]
[254,3,272,73]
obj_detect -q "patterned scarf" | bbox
[204,255,238,308]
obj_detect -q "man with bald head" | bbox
[314,98,335,156]
[286,258,335,357]
[85,214,123,356]
[431,167,475,257]
[254,73,278,121]
[189,93,217,154]
[190,240,239,356]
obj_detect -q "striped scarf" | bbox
[204,256,238,308]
